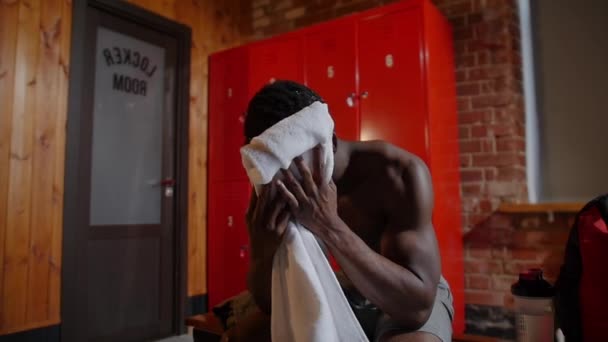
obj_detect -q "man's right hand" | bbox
[246,181,290,264]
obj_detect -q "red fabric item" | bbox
[577,206,608,341]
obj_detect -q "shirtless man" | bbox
[241,81,453,342]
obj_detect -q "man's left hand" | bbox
[276,145,344,241]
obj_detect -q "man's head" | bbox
[244,80,325,143]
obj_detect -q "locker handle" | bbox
[346,93,356,108]
[239,245,249,259]
[360,91,369,99]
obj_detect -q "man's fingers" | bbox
[313,145,324,186]
[276,179,299,211]
[276,210,290,236]
[267,196,286,231]
[294,157,317,196]
[281,168,308,203]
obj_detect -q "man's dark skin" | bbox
[243,138,442,342]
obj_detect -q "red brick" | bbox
[465,259,503,274]
[470,125,487,138]
[465,290,504,306]
[497,166,526,182]
[510,249,541,261]
[458,98,471,111]
[471,94,511,109]
[468,213,489,226]
[468,274,491,290]
[484,168,497,181]
[472,152,521,167]
[460,154,472,167]
[457,82,480,96]
[469,247,492,258]
[463,183,482,195]
[492,275,517,291]
[468,67,488,81]
[461,169,483,182]
[460,111,492,124]
[496,137,525,151]
[454,27,474,41]
[450,15,467,29]
[480,139,495,152]
[459,126,471,139]
[444,1,472,16]
[460,139,481,153]
[504,261,541,275]
[490,124,517,137]
[479,199,496,212]
[487,181,518,197]
[455,69,467,82]
[468,12,483,25]
[454,41,468,55]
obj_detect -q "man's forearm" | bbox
[247,257,273,314]
[324,221,436,329]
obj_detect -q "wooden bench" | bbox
[185,313,500,342]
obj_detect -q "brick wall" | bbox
[243,0,571,339]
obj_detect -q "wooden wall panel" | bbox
[0,0,242,334]
[0,0,72,335]
[0,0,19,331]
[4,0,41,330]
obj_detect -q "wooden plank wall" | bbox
[0,0,245,335]
[0,0,72,335]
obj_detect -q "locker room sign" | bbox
[97,28,164,97]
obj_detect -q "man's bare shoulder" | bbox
[355,140,430,183]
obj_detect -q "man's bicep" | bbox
[381,226,441,285]
[395,156,434,228]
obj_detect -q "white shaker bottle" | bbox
[511,268,555,342]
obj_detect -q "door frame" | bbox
[61,0,191,340]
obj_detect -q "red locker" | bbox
[248,35,304,96]
[358,6,428,162]
[208,47,249,182]
[207,181,252,309]
[304,18,359,141]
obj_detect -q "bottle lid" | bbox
[511,268,555,298]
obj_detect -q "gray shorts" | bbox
[343,276,454,342]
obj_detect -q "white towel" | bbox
[241,101,369,342]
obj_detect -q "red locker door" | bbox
[249,35,304,96]
[207,181,252,309]
[223,47,249,181]
[208,51,229,182]
[305,20,359,140]
[209,47,250,182]
[358,7,429,162]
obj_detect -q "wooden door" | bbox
[62,3,190,341]
[304,19,359,140]
[358,7,429,162]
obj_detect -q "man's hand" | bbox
[276,146,345,242]
[246,182,290,262]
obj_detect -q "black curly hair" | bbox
[244,80,325,143]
